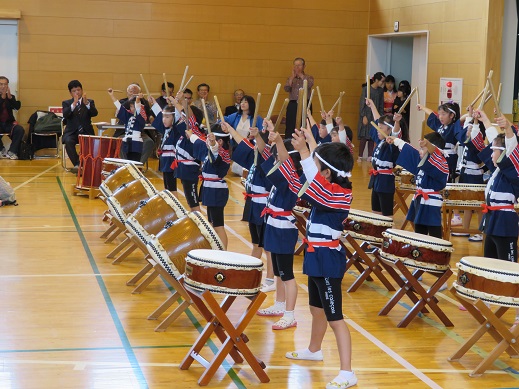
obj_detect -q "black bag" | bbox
[18,140,34,160]
[34,112,62,134]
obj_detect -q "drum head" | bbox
[383,228,453,252]
[187,249,263,268]
[348,209,394,225]
[103,157,143,166]
[458,256,519,283]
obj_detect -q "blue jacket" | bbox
[427,113,458,173]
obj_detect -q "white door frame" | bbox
[367,30,429,146]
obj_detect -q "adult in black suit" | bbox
[224,89,244,116]
[62,80,98,171]
[0,76,25,159]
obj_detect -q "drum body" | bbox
[77,135,122,189]
[125,190,188,244]
[454,256,519,307]
[146,212,225,279]
[343,209,393,244]
[443,183,486,204]
[99,162,144,197]
[379,229,454,272]
[185,249,263,296]
[395,168,415,189]
[106,178,157,224]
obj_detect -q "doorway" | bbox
[367,31,429,146]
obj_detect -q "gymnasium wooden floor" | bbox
[1,155,519,389]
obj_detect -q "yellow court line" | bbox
[0,273,137,278]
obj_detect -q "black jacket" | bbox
[0,95,21,124]
[62,98,98,135]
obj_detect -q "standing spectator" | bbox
[0,76,24,159]
[357,72,385,162]
[284,57,314,140]
[192,83,217,127]
[224,89,245,116]
[62,80,98,172]
[383,75,397,114]
[156,82,174,109]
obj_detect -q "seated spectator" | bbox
[0,76,24,160]
[224,89,245,116]
[157,82,174,109]
[62,80,98,172]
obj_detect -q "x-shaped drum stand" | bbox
[180,288,269,386]
[376,253,453,328]
[449,288,519,376]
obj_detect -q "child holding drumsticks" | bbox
[286,125,356,389]
[386,133,449,238]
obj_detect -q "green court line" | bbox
[57,177,148,389]
[0,345,193,354]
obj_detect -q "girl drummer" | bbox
[256,121,302,331]
[221,121,276,292]
[365,98,402,217]
[418,101,460,182]
[287,127,357,389]
[186,123,231,248]
[387,132,449,238]
[149,98,180,196]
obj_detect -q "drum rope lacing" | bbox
[458,261,519,279]
[189,212,225,251]
[187,253,263,269]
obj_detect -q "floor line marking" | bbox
[13,163,60,190]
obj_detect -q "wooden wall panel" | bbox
[370,0,504,117]
[12,0,369,129]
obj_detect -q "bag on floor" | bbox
[18,141,34,160]
[0,176,17,206]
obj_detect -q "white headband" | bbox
[214,132,231,137]
[490,146,505,151]
[315,152,351,178]
[288,150,299,155]
[447,107,456,115]
[383,121,394,129]
[162,112,174,116]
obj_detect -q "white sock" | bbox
[336,370,355,383]
[264,278,274,285]
[273,300,286,309]
[282,310,295,322]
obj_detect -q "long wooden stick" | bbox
[484,93,493,104]
[330,91,345,112]
[266,83,281,121]
[274,99,289,133]
[179,66,189,91]
[139,74,151,97]
[301,79,308,130]
[112,89,124,93]
[478,79,490,110]
[316,86,325,113]
[162,73,169,95]
[200,98,212,162]
[398,88,417,114]
[337,91,344,117]
[252,93,261,128]
[487,71,501,117]
[213,95,225,122]
[295,88,303,130]
[469,87,485,107]
[182,75,194,92]
[371,121,388,139]
[416,87,421,106]
[307,89,315,113]
[497,82,502,103]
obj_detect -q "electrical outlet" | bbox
[394,21,399,32]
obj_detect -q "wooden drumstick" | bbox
[484,92,493,105]
[469,87,485,108]
[111,89,124,93]
[307,88,315,112]
[162,73,169,96]
[398,87,417,114]
[316,86,325,113]
[330,91,345,112]
[274,99,289,133]
[295,88,303,130]
[371,121,388,139]
[265,83,281,121]
[416,87,421,106]
[477,80,490,110]
[252,93,261,128]
[497,82,502,103]
[201,98,213,162]
[179,66,189,91]
[337,91,344,117]
[297,181,310,198]
[182,75,194,92]
[366,75,370,100]
[301,80,308,130]
[487,71,502,117]
[139,74,151,97]
[213,95,225,123]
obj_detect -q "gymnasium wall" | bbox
[8,0,370,130]
[369,0,504,115]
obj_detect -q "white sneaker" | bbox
[260,282,276,293]
[468,234,483,242]
[285,348,323,361]
[257,302,285,317]
[451,215,462,226]
[6,151,18,160]
[272,317,297,330]
[0,147,7,158]
[326,372,358,389]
